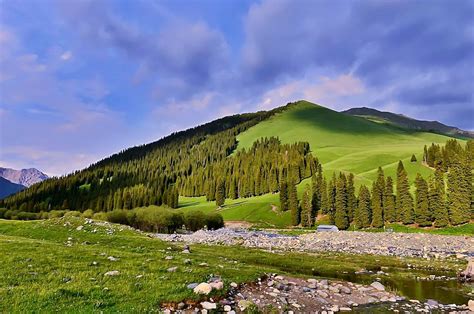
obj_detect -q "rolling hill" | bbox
[1,100,469,228]
[342,107,474,139]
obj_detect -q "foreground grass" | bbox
[0,218,466,312]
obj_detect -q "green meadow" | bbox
[0,218,466,312]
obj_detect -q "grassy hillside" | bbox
[179,101,465,226]
[0,218,466,312]
[236,101,460,186]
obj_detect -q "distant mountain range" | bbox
[0,177,25,199]
[342,107,474,139]
[0,167,48,188]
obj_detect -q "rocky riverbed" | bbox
[162,273,473,313]
[155,228,474,259]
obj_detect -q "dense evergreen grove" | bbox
[287,139,473,229]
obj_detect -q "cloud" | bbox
[60,51,72,60]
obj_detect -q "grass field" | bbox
[178,101,465,228]
[0,218,467,312]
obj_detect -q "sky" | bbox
[0,0,473,176]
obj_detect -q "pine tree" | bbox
[335,173,349,230]
[289,179,300,225]
[320,177,328,215]
[415,174,431,226]
[448,160,470,225]
[396,161,414,224]
[300,184,313,227]
[355,185,371,229]
[431,169,449,227]
[327,173,337,225]
[279,180,289,211]
[411,154,417,162]
[229,177,237,199]
[383,176,396,222]
[215,179,225,207]
[346,173,356,223]
[371,167,385,228]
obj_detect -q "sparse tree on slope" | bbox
[216,179,225,207]
[289,179,300,225]
[328,173,337,225]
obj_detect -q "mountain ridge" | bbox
[0,177,25,199]
[0,167,48,188]
[342,107,473,139]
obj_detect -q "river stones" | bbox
[370,281,385,291]
[193,283,212,294]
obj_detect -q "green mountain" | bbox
[1,100,470,228]
[342,107,473,139]
[0,177,25,199]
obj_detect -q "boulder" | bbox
[201,302,216,310]
[210,281,224,290]
[468,300,474,312]
[193,282,213,295]
[370,281,385,291]
[459,259,474,282]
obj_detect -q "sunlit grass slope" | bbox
[237,101,460,186]
[179,101,464,227]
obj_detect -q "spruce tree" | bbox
[335,173,349,230]
[447,160,470,225]
[431,169,449,227]
[216,179,225,207]
[396,161,414,224]
[355,185,371,229]
[371,167,385,228]
[279,180,289,211]
[383,176,396,223]
[346,173,356,223]
[320,177,328,215]
[415,174,431,226]
[288,179,300,225]
[300,184,313,227]
[328,173,337,225]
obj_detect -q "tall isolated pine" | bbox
[355,185,371,229]
[335,173,349,230]
[414,174,431,226]
[396,161,414,224]
[346,173,356,223]
[327,173,337,225]
[300,184,313,227]
[371,167,385,228]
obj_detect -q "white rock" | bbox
[370,281,385,291]
[201,302,216,310]
[76,225,83,231]
[167,266,178,272]
[223,305,231,312]
[193,283,212,295]
[210,281,223,290]
[468,300,474,312]
[230,282,238,288]
[104,270,120,276]
[107,256,118,261]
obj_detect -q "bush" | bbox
[184,211,206,231]
[81,209,94,219]
[92,212,107,221]
[411,154,417,162]
[48,210,67,218]
[16,212,39,220]
[0,208,8,219]
[106,210,129,225]
[4,210,17,220]
[206,213,225,230]
[38,211,49,220]
[64,211,81,218]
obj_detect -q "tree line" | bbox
[284,139,473,229]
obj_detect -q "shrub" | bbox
[16,212,38,220]
[411,154,417,162]
[106,210,129,225]
[64,211,81,218]
[81,209,94,219]
[0,208,8,219]
[184,211,206,231]
[92,212,107,221]
[4,210,17,220]
[48,210,67,218]
[205,213,225,230]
